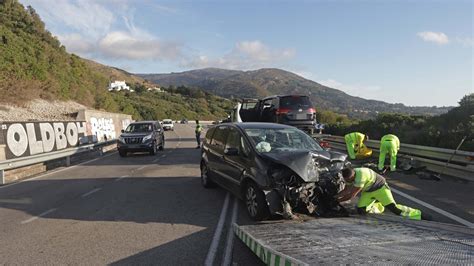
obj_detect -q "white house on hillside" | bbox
[108,81,131,91]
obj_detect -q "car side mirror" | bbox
[224,148,239,156]
[121,129,125,133]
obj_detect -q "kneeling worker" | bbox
[336,167,427,220]
[344,132,368,160]
[379,134,400,172]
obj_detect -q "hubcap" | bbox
[246,186,258,217]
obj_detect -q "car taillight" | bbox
[319,141,330,149]
[308,108,316,113]
[276,108,291,115]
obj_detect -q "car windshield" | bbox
[163,121,172,124]
[280,96,312,108]
[125,123,153,133]
[244,127,323,153]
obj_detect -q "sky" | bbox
[19,0,473,107]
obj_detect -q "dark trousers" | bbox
[196,133,201,146]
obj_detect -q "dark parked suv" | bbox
[258,95,316,133]
[200,122,348,220]
[233,95,317,133]
[117,121,165,157]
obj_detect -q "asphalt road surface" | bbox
[0,124,472,264]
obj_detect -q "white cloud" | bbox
[56,33,95,54]
[98,31,182,60]
[152,4,179,14]
[417,31,450,45]
[20,0,184,62]
[22,0,115,39]
[184,40,296,69]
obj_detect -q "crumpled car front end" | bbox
[261,150,349,218]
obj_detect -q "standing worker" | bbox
[378,134,400,172]
[195,120,203,149]
[344,132,368,160]
[336,167,428,220]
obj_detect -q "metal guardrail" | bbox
[314,135,474,181]
[0,140,116,185]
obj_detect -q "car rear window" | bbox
[280,96,312,108]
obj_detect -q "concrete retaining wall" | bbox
[1,109,131,184]
[76,109,132,143]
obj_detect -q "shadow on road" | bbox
[81,147,204,166]
[166,137,199,142]
[0,175,265,264]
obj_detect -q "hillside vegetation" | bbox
[140,68,452,119]
[0,0,231,120]
[325,94,474,151]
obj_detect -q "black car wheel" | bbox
[159,137,165,150]
[119,150,127,157]
[149,142,157,155]
[245,182,269,221]
[200,162,215,188]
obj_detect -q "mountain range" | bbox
[139,68,452,118]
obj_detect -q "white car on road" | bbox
[162,119,174,131]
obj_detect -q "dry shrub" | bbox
[0,78,43,106]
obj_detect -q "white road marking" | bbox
[81,188,102,198]
[114,175,128,182]
[0,152,117,189]
[391,187,474,228]
[21,208,57,224]
[205,193,230,266]
[136,165,147,171]
[222,197,239,266]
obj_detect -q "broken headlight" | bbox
[306,158,321,181]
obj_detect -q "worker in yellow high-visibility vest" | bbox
[378,134,400,172]
[195,120,203,149]
[336,167,429,220]
[344,132,368,160]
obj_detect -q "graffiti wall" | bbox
[0,121,87,159]
[0,110,132,160]
[76,110,132,143]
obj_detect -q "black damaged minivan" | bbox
[200,122,348,220]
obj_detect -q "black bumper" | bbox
[117,143,154,152]
[280,120,315,129]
